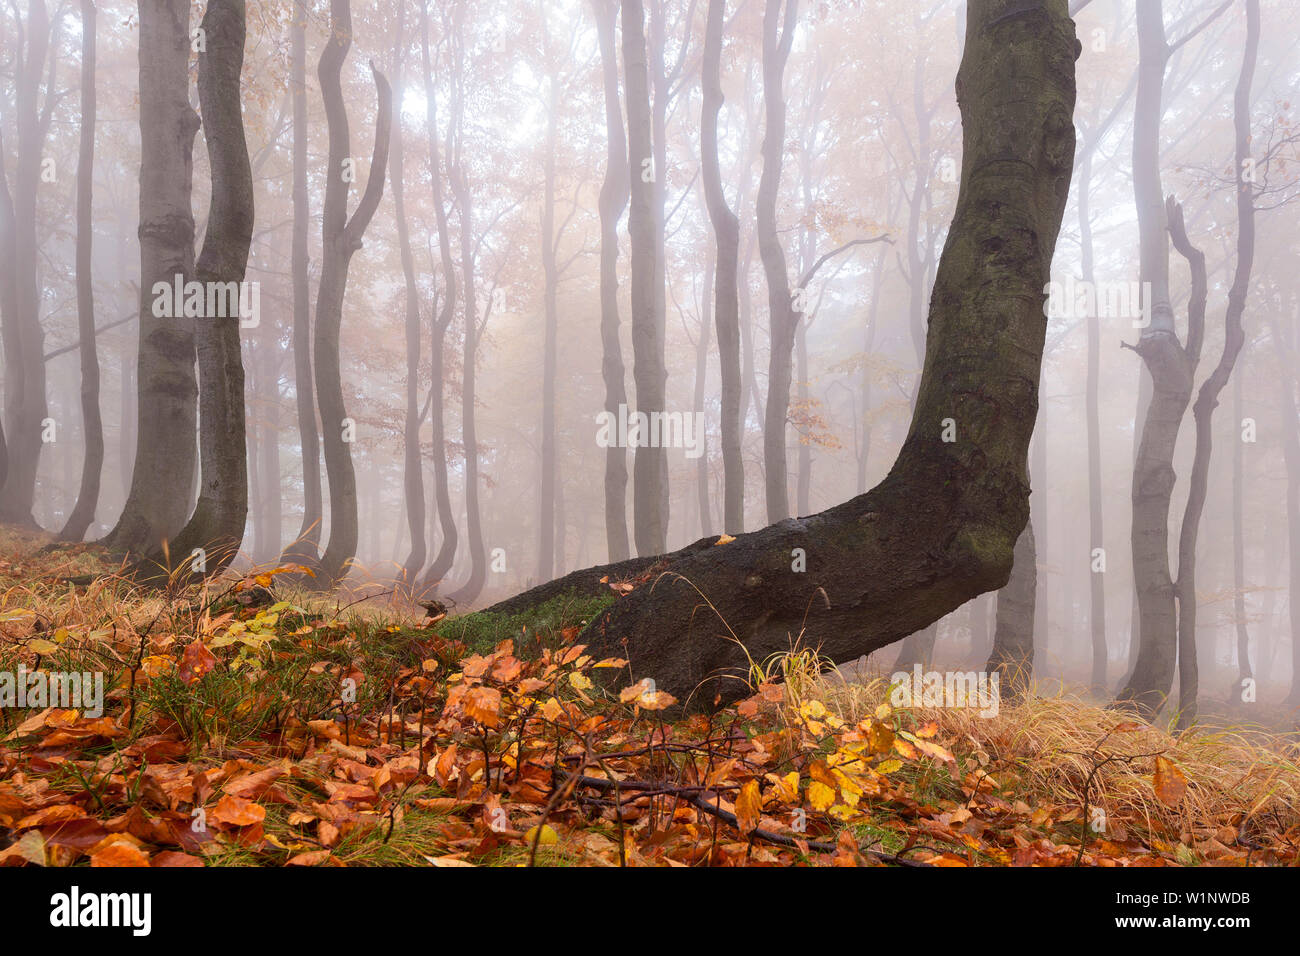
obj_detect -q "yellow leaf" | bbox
[875,758,903,775]
[714,534,736,545]
[807,780,836,811]
[525,824,559,846]
[28,638,59,655]
[734,780,762,836]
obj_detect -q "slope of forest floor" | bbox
[0,526,1297,867]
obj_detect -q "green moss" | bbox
[440,591,616,656]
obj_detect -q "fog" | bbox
[3,0,1299,717]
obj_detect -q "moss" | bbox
[439,591,616,656]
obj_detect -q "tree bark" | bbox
[624,0,667,556]
[61,0,103,543]
[282,1,322,565]
[153,0,255,581]
[417,0,458,592]
[1171,0,1258,730]
[538,49,561,583]
[312,0,392,586]
[103,0,200,555]
[594,0,632,561]
[757,0,798,524]
[572,0,1077,709]
[445,5,486,606]
[1115,0,1197,718]
[0,0,53,527]
[390,8,427,590]
[987,519,1037,698]
[701,0,743,535]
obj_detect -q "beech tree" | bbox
[312,0,393,586]
[495,0,1080,708]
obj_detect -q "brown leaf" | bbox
[1153,756,1187,807]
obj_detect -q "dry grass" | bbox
[808,665,1300,857]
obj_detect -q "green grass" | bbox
[438,591,615,656]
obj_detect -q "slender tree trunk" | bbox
[390,11,427,589]
[0,0,53,527]
[1116,0,1198,718]
[283,2,322,564]
[624,0,667,556]
[418,0,458,591]
[1232,364,1250,680]
[538,66,560,583]
[104,0,200,555]
[701,0,743,534]
[593,0,632,560]
[61,0,102,543]
[1171,0,1258,730]
[446,7,485,605]
[757,0,798,524]
[312,0,392,586]
[1078,143,1107,689]
[695,254,714,537]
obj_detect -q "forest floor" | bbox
[0,525,1297,867]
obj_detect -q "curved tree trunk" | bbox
[313,0,392,586]
[701,0,743,535]
[1172,0,1259,730]
[153,0,255,582]
[61,0,103,543]
[417,0,458,592]
[1115,0,1196,718]
[594,0,632,561]
[572,0,1078,709]
[103,0,200,555]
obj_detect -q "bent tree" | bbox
[491,0,1078,707]
[157,0,255,580]
[313,0,392,586]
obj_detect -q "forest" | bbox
[0,0,1298,878]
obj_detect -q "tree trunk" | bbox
[390,11,427,590]
[624,0,667,556]
[282,2,322,565]
[757,0,798,524]
[1078,140,1107,690]
[573,0,1078,708]
[987,519,1037,698]
[417,0,458,592]
[154,0,255,581]
[61,0,103,543]
[0,0,53,527]
[1172,0,1259,729]
[1232,365,1250,680]
[538,63,561,583]
[445,6,486,606]
[104,0,200,555]
[1115,0,1197,719]
[694,253,714,538]
[593,0,632,561]
[701,0,743,535]
[312,0,392,586]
